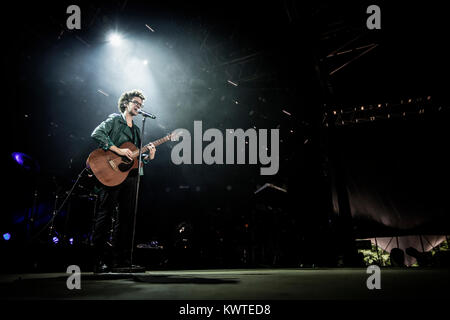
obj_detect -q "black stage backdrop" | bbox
[1,0,449,269]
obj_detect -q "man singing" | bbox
[90,89,156,273]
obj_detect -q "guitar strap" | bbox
[131,124,136,144]
[132,124,141,148]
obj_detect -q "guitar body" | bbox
[86,142,140,187]
[86,131,176,187]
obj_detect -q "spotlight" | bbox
[52,236,59,244]
[11,152,39,172]
[143,60,148,65]
[108,33,122,46]
[12,152,29,167]
[3,233,11,241]
[69,238,74,245]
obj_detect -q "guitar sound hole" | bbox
[118,157,134,172]
[121,156,132,164]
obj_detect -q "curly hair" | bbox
[117,89,146,113]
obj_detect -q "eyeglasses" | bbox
[130,100,143,108]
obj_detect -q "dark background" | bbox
[2,0,449,270]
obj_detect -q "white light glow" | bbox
[108,33,122,46]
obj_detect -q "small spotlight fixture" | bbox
[145,24,155,32]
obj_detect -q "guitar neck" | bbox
[131,135,171,157]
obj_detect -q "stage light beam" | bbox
[108,33,122,46]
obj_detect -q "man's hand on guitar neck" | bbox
[110,145,133,161]
[144,143,156,161]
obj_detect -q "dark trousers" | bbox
[91,170,138,266]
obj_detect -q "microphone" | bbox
[138,109,156,119]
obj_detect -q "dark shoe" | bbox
[93,262,110,274]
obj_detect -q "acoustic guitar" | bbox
[86,132,176,187]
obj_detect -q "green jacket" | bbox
[91,113,149,175]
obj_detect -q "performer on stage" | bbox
[90,89,156,273]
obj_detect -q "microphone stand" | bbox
[129,115,146,272]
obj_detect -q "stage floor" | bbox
[1,268,449,300]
